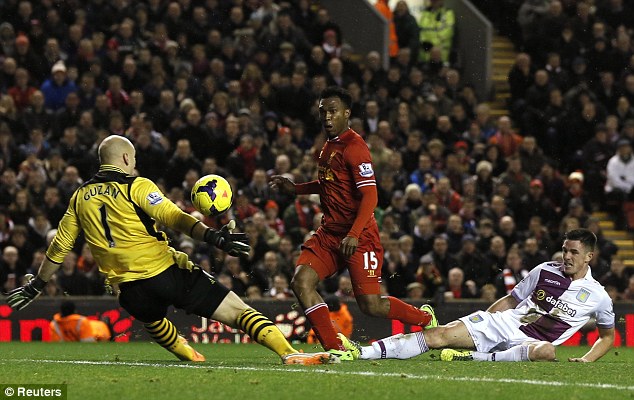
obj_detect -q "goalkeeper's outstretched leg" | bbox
[213,291,336,365]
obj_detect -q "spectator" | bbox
[51,92,81,144]
[334,275,355,300]
[623,275,634,301]
[164,139,201,191]
[406,282,425,300]
[375,0,399,58]
[433,176,462,215]
[605,138,634,227]
[0,246,25,292]
[27,211,50,250]
[245,284,263,300]
[600,257,630,296]
[40,61,76,111]
[393,1,420,62]
[494,248,529,298]
[508,53,533,120]
[517,0,550,56]
[444,267,477,300]
[518,135,545,178]
[499,155,531,206]
[21,90,53,135]
[222,255,252,297]
[0,95,25,145]
[42,186,65,227]
[423,234,453,278]
[418,0,455,63]
[276,71,316,128]
[569,102,607,164]
[14,34,46,85]
[53,165,81,205]
[456,234,488,288]
[488,116,523,158]
[172,108,210,162]
[77,242,105,296]
[382,237,415,298]
[561,171,593,218]
[268,273,293,300]
[536,159,565,209]
[484,235,507,274]
[415,253,443,299]
[310,7,342,47]
[521,237,549,271]
[8,190,33,227]
[8,67,36,112]
[57,251,89,295]
[516,179,557,232]
[382,194,410,236]
[585,218,619,265]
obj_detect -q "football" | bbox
[191,174,234,217]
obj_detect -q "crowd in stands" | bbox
[0,0,633,306]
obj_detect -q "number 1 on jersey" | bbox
[99,204,116,248]
[363,251,378,270]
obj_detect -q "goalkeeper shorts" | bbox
[118,264,230,323]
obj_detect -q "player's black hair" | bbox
[320,86,352,110]
[563,228,597,252]
[60,301,76,317]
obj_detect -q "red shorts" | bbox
[296,224,383,296]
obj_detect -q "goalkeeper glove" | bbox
[204,220,250,258]
[6,274,46,310]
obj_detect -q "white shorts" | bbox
[459,310,540,352]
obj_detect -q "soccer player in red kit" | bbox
[270,86,434,360]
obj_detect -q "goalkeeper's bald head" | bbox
[98,135,136,174]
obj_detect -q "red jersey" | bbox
[316,129,377,233]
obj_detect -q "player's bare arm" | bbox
[35,258,62,281]
[569,327,615,362]
[486,294,519,313]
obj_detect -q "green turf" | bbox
[0,342,632,400]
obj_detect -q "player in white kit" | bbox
[344,229,615,362]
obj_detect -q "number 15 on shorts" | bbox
[363,251,378,277]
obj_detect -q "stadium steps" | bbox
[592,211,634,267]
[489,35,516,116]
[488,35,634,268]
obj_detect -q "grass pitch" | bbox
[0,342,632,400]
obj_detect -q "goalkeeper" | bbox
[7,135,332,366]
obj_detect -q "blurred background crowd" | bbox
[0,0,633,307]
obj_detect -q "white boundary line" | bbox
[3,359,633,392]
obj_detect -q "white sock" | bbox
[359,332,429,360]
[472,345,530,362]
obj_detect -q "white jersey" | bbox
[509,262,615,345]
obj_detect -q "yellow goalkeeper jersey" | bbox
[46,165,198,284]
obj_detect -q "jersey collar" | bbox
[99,164,127,174]
[560,264,594,282]
[581,266,594,281]
[328,128,353,142]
